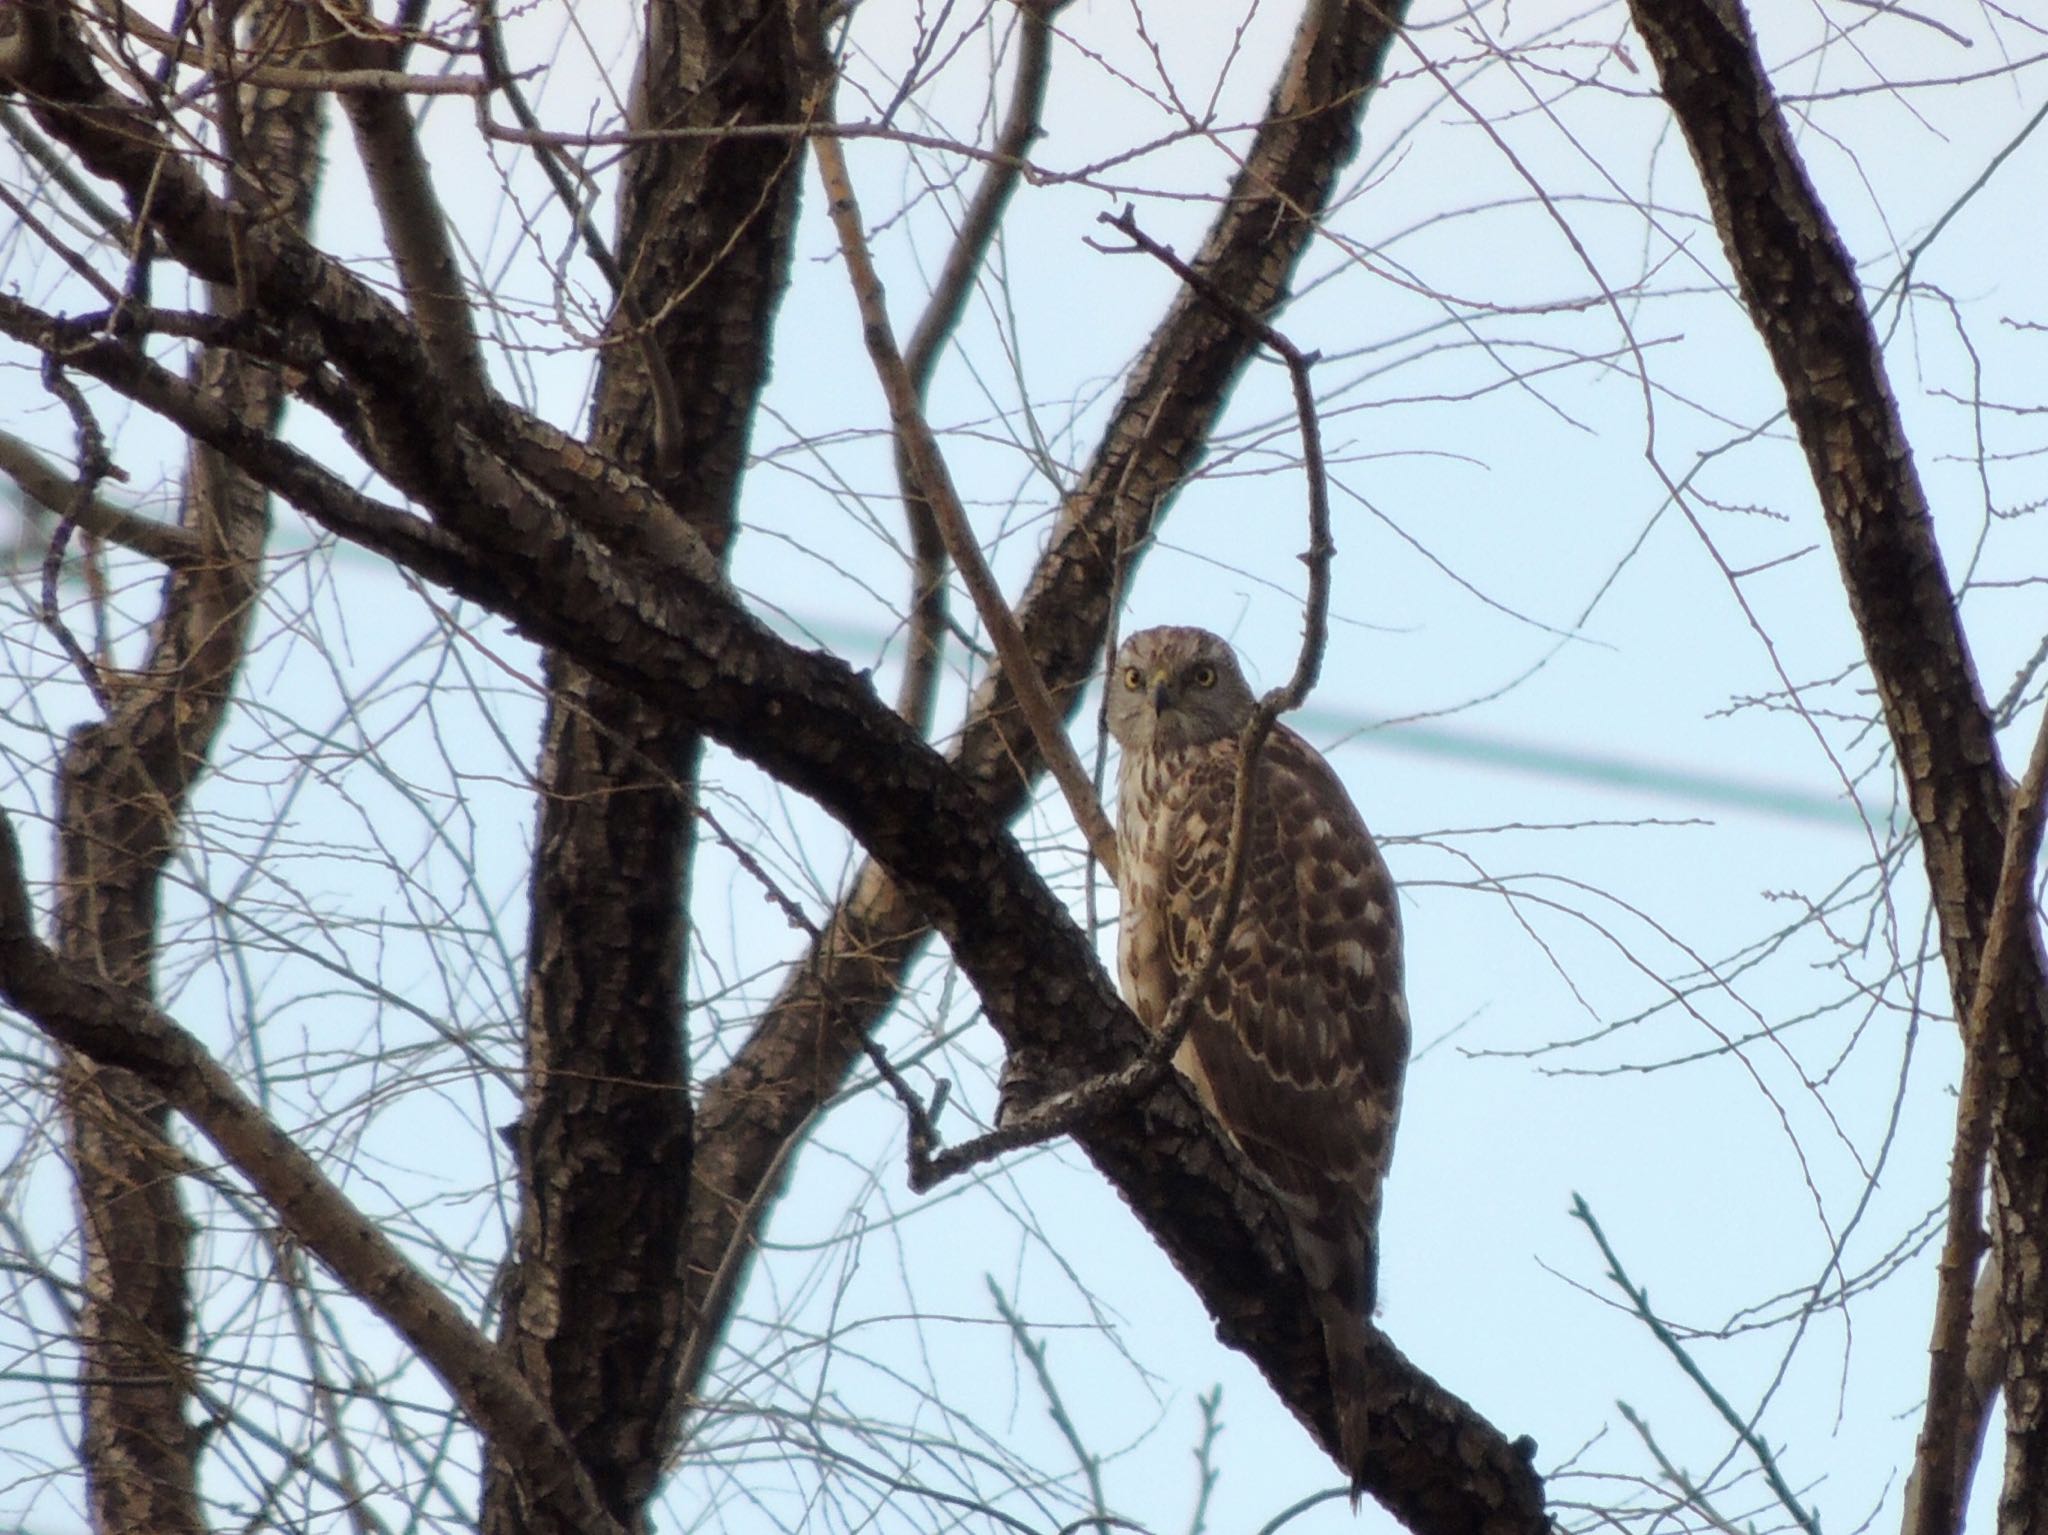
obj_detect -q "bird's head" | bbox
[1106,626,1257,753]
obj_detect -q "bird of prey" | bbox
[1106,624,1409,1497]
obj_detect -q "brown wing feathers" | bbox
[1110,628,1410,1500]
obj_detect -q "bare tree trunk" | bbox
[53,9,324,1532]
[483,3,803,1530]
[1626,5,2048,1534]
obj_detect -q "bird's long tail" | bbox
[1312,1283,1376,1510]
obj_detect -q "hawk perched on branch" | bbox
[1107,625,1409,1496]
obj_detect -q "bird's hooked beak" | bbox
[1148,670,1174,715]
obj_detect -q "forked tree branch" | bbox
[1907,701,2048,1535]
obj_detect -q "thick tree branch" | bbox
[1908,701,2048,1535]
[42,11,323,1528]
[1626,7,2048,1534]
[315,0,487,393]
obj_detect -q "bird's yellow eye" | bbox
[1192,664,1217,688]
[1123,666,1144,690]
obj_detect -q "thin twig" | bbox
[1095,205,1335,703]
[266,1232,385,1535]
[474,0,622,293]
[798,11,1119,872]
[1617,1400,1752,1535]
[37,357,114,711]
[0,102,130,240]
[1250,1487,1352,1535]
[477,0,691,472]
[1572,1194,1822,1535]
[85,1,488,93]
[197,65,492,95]
[1186,1385,1223,1535]
[670,1124,809,1450]
[0,184,125,306]
[987,1276,1112,1535]
[696,804,819,939]
[482,113,1039,169]
[1086,528,1135,939]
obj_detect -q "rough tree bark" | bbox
[482,4,803,1531]
[1627,5,2048,1535]
[46,9,322,1534]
